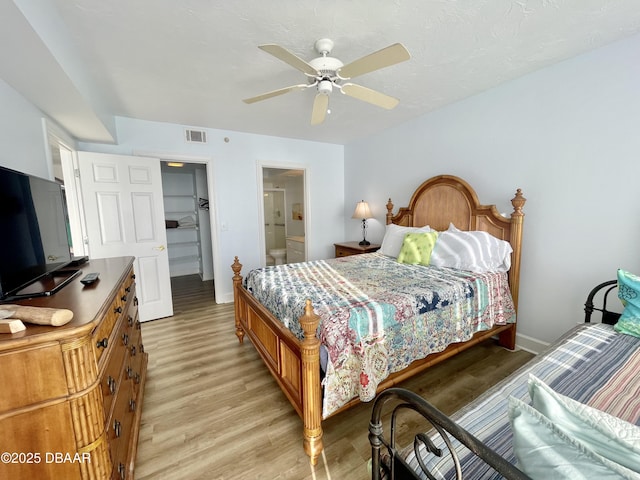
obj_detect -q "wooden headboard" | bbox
[385,175,526,310]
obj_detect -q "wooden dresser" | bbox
[0,257,147,480]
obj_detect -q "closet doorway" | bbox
[161,161,214,287]
[261,167,307,266]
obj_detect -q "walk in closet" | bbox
[161,162,213,280]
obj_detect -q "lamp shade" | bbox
[352,201,372,220]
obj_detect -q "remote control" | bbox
[80,272,100,285]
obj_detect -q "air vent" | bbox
[185,129,207,143]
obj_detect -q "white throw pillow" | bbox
[379,224,432,258]
[509,396,638,479]
[528,374,640,472]
[429,229,512,273]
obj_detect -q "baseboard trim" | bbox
[218,292,234,304]
[515,332,550,355]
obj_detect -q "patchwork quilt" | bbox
[244,252,516,417]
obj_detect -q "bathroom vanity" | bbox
[286,236,305,264]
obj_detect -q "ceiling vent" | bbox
[185,129,207,143]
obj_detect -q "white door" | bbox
[78,152,173,321]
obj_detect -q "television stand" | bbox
[5,269,81,300]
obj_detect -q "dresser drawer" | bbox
[0,402,80,479]
[93,272,135,364]
[108,372,135,480]
[127,319,144,394]
[100,318,129,421]
[0,344,67,412]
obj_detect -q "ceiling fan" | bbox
[243,38,411,125]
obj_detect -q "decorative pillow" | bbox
[429,230,513,273]
[614,269,640,338]
[396,232,439,266]
[379,224,433,258]
[528,374,640,472]
[509,396,638,479]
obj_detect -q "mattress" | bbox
[244,252,516,417]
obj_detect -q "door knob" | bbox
[154,245,166,251]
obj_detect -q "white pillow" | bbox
[528,374,640,472]
[429,229,513,273]
[509,396,638,479]
[379,224,433,258]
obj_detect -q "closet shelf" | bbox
[169,254,201,263]
[168,241,201,248]
[165,210,197,215]
[166,225,199,230]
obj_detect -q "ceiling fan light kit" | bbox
[243,38,410,125]
[317,80,332,95]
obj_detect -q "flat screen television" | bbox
[0,165,79,300]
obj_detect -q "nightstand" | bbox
[334,241,381,258]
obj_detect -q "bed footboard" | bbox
[369,388,530,480]
[231,257,324,465]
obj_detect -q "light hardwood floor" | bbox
[135,275,534,480]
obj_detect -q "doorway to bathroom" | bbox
[261,167,306,266]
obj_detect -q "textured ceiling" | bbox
[4,1,640,144]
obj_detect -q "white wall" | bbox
[0,79,50,178]
[345,34,640,348]
[79,117,345,303]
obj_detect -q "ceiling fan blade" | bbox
[310,93,329,125]
[338,43,410,79]
[243,84,309,104]
[341,83,400,110]
[258,44,319,77]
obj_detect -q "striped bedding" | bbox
[244,252,516,417]
[402,323,640,479]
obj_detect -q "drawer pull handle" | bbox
[121,294,128,302]
[139,343,145,353]
[130,345,137,356]
[107,376,117,395]
[126,366,133,379]
[96,338,108,349]
[134,373,141,384]
[114,306,123,314]
[128,315,134,327]
[129,399,136,412]
[134,296,139,306]
[113,419,121,438]
[136,320,141,330]
[125,286,131,293]
[118,462,126,479]
[131,273,136,280]
[122,333,129,346]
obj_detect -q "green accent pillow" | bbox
[396,232,439,266]
[614,269,640,338]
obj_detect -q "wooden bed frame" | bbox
[231,175,526,465]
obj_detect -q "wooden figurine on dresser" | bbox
[0,257,148,480]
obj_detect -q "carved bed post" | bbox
[500,189,526,350]
[508,189,526,313]
[386,198,394,225]
[299,299,323,466]
[231,256,245,344]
